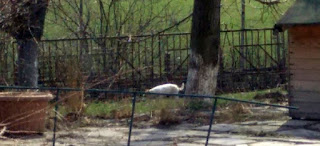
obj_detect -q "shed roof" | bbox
[275,0,320,31]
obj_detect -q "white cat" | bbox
[146,83,185,99]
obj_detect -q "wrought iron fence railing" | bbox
[0,28,287,93]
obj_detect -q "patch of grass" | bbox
[84,99,131,118]
[84,97,185,119]
[186,100,212,111]
[217,88,286,106]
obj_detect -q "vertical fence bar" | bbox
[264,29,267,68]
[144,39,147,85]
[270,29,273,67]
[257,30,261,67]
[179,35,182,68]
[137,41,141,90]
[158,35,162,81]
[186,34,190,71]
[245,30,249,69]
[12,42,16,84]
[128,93,137,146]
[282,31,286,66]
[231,31,235,69]
[172,35,176,71]
[52,89,60,146]
[276,31,281,66]
[151,36,154,84]
[205,97,218,146]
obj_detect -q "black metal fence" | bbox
[0,85,297,146]
[0,28,287,93]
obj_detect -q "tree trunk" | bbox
[186,0,221,100]
[17,39,38,87]
[0,0,49,87]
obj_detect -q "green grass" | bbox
[218,88,286,106]
[84,98,185,118]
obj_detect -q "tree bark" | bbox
[17,39,38,87]
[186,0,221,99]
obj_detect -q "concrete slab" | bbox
[2,120,320,146]
[249,141,295,146]
[195,124,240,133]
[195,137,255,145]
[309,123,320,131]
[277,129,320,139]
[282,120,318,127]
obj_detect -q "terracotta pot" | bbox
[0,92,53,134]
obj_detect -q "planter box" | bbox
[0,92,53,134]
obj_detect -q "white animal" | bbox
[146,83,185,99]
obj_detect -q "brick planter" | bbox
[0,92,53,134]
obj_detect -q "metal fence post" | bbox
[128,93,137,146]
[205,97,218,146]
[52,89,60,146]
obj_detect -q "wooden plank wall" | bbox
[289,25,320,120]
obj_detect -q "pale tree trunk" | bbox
[186,0,221,101]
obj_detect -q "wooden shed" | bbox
[275,0,320,120]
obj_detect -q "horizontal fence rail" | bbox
[0,28,287,93]
[0,85,297,146]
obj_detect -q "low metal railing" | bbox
[0,85,297,146]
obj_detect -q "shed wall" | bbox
[289,25,320,119]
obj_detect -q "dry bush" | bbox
[158,108,182,126]
[216,103,253,123]
[109,98,132,119]
[110,107,131,119]
[55,58,86,116]
[253,91,288,103]
[63,91,85,115]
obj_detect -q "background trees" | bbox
[0,0,293,88]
